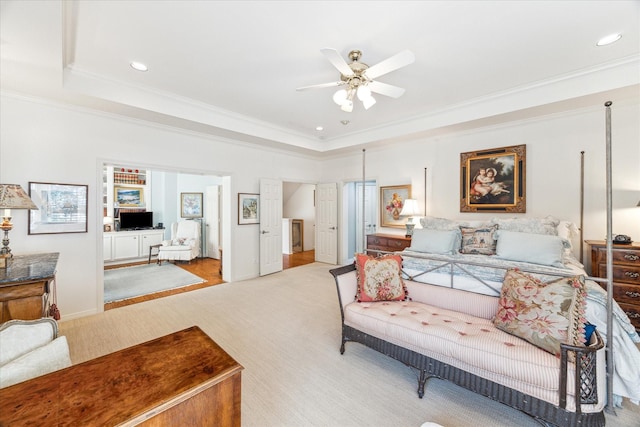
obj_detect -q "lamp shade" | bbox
[400,199,420,217]
[0,184,38,210]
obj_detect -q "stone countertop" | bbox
[0,253,59,285]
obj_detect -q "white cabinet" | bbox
[104,230,165,264]
[140,231,163,254]
[113,234,140,260]
[103,236,113,261]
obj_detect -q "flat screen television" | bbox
[119,211,153,230]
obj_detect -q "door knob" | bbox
[261,230,269,234]
[330,226,336,230]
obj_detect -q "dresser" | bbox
[0,253,59,322]
[586,240,640,331]
[0,326,243,426]
[366,233,412,254]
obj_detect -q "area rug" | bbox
[104,263,206,302]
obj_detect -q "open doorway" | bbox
[101,163,228,309]
[282,181,315,269]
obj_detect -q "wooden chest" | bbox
[0,326,243,426]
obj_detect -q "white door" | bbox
[315,182,338,264]
[260,178,283,276]
[206,185,220,259]
[355,182,377,253]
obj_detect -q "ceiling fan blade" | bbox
[296,81,345,91]
[364,49,415,80]
[368,81,405,98]
[320,48,354,77]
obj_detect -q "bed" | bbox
[387,215,640,407]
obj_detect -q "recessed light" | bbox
[596,33,622,46]
[130,61,148,72]
[315,126,324,131]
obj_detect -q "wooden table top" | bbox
[0,326,242,426]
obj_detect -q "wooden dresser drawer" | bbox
[618,302,640,330]
[367,235,389,248]
[366,234,412,254]
[597,264,640,285]
[607,282,640,306]
[611,249,640,266]
[592,246,640,267]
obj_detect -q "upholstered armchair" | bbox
[157,221,200,264]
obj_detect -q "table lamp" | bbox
[0,184,38,268]
[399,198,420,237]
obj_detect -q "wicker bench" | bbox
[330,264,606,427]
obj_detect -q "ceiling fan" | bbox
[296,48,415,112]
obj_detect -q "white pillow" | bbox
[492,216,559,235]
[419,216,461,230]
[496,230,565,268]
[0,336,71,388]
[409,229,459,254]
[0,320,56,366]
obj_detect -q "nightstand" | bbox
[586,240,640,331]
[366,233,412,255]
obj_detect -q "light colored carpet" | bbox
[103,263,205,302]
[62,263,640,426]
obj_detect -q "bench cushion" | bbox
[344,300,603,412]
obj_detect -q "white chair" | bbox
[157,221,200,264]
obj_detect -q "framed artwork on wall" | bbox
[114,186,144,207]
[181,192,203,218]
[460,144,526,213]
[238,193,259,225]
[380,185,411,228]
[28,182,88,234]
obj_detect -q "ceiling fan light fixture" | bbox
[333,89,348,105]
[357,85,371,101]
[340,100,353,113]
[362,95,376,110]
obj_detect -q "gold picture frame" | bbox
[460,144,526,213]
[380,185,411,228]
[114,186,144,208]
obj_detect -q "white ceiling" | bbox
[1,1,638,156]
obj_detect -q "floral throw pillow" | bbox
[493,269,587,357]
[459,225,498,255]
[354,253,407,302]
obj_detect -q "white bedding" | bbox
[400,249,640,405]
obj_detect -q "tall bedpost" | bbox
[580,151,585,264]
[424,167,428,215]
[362,148,366,253]
[604,101,615,414]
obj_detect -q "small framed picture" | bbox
[181,192,203,218]
[238,193,259,225]
[114,186,144,207]
[380,185,411,228]
[28,182,88,234]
